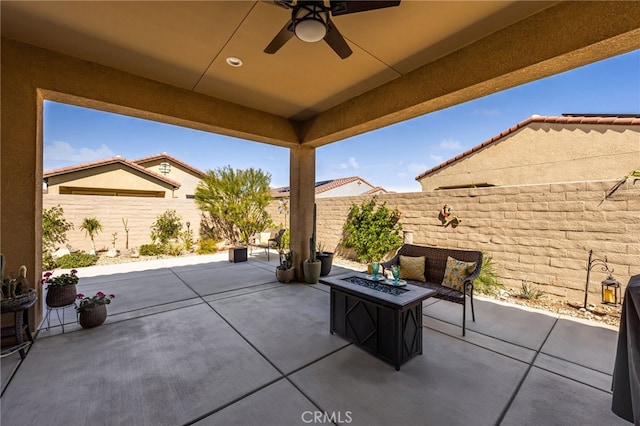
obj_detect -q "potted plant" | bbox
[316,242,334,277]
[303,204,322,284]
[1,254,37,312]
[276,250,295,283]
[42,269,79,308]
[76,291,115,328]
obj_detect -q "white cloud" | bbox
[430,154,444,163]
[45,141,114,167]
[338,156,359,169]
[439,139,462,150]
[407,163,427,174]
[397,171,408,178]
[472,108,500,116]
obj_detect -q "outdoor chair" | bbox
[250,229,285,261]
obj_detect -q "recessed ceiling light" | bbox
[226,57,243,67]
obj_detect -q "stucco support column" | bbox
[0,62,43,332]
[289,145,315,281]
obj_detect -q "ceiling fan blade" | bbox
[323,19,352,59]
[264,20,295,54]
[330,1,400,16]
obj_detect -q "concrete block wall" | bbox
[44,195,203,253]
[303,179,639,302]
[45,178,639,303]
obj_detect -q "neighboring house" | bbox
[271,176,387,199]
[133,153,207,199]
[44,153,206,198]
[415,114,640,191]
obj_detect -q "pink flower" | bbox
[44,272,53,278]
[109,294,116,299]
[76,293,85,299]
[96,291,105,298]
[70,269,78,274]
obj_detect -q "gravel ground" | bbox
[94,252,621,328]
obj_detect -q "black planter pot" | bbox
[317,252,334,277]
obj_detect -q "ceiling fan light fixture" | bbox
[293,4,328,43]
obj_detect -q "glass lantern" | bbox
[601,275,621,306]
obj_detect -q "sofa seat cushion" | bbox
[399,255,426,281]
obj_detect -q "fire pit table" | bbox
[320,272,435,371]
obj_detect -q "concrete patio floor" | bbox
[1,253,628,425]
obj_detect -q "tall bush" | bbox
[42,205,74,252]
[342,197,403,263]
[195,166,273,245]
[151,210,183,245]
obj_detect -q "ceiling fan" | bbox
[264,0,401,59]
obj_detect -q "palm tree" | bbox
[80,217,103,255]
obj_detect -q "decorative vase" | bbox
[276,267,296,284]
[78,304,107,328]
[303,259,322,284]
[317,252,334,277]
[45,284,77,308]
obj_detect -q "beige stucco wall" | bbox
[419,124,640,191]
[140,160,203,199]
[46,164,174,195]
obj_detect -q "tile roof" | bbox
[362,186,388,195]
[43,156,182,188]
[271,176,382,197]
[415,114,640,181]
[132,153,207,178]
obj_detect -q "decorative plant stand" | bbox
[44,302,77,334]
[44,284,77,333]
[0,290,37,359]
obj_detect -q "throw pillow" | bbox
[441,256,477,291]
[260,232,272,244]
[399,255,426,282]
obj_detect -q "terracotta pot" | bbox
[276,267,295,283]
[45,284,77,308]
[78,304,107,328]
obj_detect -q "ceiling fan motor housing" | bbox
[293,3,329,43]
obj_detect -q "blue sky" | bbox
[44,49,639,193]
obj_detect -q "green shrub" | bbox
[163,241,184,256]
[151,210,183,245]
[43,252,58,270]
[139,243,163,256]
[519,280,544,300]
[281,228,290,250]
[180,230,195,252]
[197,238,219,254]
[56,252,97,269]
[474,254,504,295]
[42,205,74,252]
[342,197,403,262]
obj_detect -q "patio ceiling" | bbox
[3,1,640,147]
